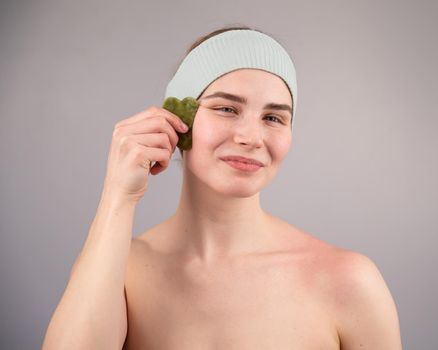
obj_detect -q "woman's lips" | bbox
[220,155,264,166]
[222,159,263,172]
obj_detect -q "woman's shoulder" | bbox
[304,235,402,348]
[130,218,178,258]
[291,225,391,317]
[276,217,372,261]
[275,218,380,288]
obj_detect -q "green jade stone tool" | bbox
[162,97,199,151]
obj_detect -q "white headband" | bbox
[165,29,298,128]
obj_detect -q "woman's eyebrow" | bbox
[201,91,292,116]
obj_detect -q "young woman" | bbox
[43,26,403,350]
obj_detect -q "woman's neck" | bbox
[170,171,273,263]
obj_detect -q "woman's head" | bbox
[184,67,293,197]
[166,25,297,196]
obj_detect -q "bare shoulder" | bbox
[127,222,171,265]
[126,230,158,270]
[317,245,391,303]
[319,245,397,310]
[130,220,168,251]
[277,221,402,348]
[129,234,150,254]
[279,222,392,289]
[309,241,403,349]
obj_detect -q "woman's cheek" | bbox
[194,113,229,147]
[272,132,292,160]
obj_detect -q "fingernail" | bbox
[181,123,189,131]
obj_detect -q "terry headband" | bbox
[164,29,298,128]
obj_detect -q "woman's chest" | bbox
[124,251,340,349]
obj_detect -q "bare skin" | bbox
[123,214,343,350]
[120,69,402,349]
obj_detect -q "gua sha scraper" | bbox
[162,97,199,151]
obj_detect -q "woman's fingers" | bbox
[115,106,188,131]
[115,114,188,151]
[102,106,189,203]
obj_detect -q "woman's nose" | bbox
[232,117,263,147]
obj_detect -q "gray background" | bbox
[1,0,437,348]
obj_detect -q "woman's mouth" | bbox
[222,159,263,172]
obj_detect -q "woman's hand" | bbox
[101,106,189,203]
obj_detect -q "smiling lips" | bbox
[221,155,264,166]
[220,155,264,172]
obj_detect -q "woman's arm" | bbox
[41,191,136,350]
[334,252,403,349]
[41,104,185,349]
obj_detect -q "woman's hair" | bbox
[170,25,281,161]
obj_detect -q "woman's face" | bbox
[183,68,293,197]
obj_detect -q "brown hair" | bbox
[171,25,291,160]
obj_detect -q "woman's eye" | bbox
[265,115,283,124]
[215,107,236,113]
[214,107,283,124]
